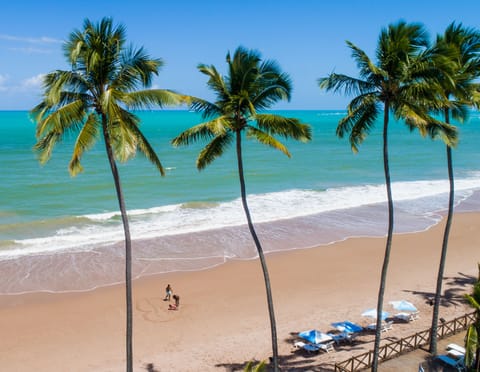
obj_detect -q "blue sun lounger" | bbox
[435,355,465,371]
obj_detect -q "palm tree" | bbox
[318,21,457,371]
[30,18,183,372]
[465,264,480,371]
[427,22,480,355]
[172,46,311,372]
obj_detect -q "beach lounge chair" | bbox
[367,321,393,332]
[328,331,357,345]
[293,341,320,353]
[394,311,420,322]
[448,349,465,359]
[447,343,466,355]
[383,321,393,331]
[318,341,335,353]
[435,355,465,371]
[411,311,420,320]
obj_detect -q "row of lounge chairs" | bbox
[294,309,421,355]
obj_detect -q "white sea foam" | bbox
[5,174,480,260]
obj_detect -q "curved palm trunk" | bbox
[372,106,394,372]
[102,115,134,372]
[430,109,455,355]
[235,130,279,372]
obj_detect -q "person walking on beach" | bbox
[164,284,172,301]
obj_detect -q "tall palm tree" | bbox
[172,46,311,372]
[428,22,480,355]
[30,18,183,372]
[319,21,457,371]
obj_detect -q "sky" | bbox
[0,0,479,110]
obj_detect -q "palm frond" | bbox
[189,97,222,119]
[255,114,311,142]
[106,107,140,162]
[198,63,230,103]
[449,101,470,123]
[337,95,379,153]
[465,293,480,310]
[346,41,383,81]
[40,70,90,107]
[251,60,292,108]
[120,113,166,175]
[34,99,86,138]
[172,117,229,147]
[69,113,100,175]
[196,133,233,170]
[115,46,163,89]
[33,131,62,165]
[246,126,290,157]
[318,73,374,97]
[464,324,478,368]
[252,73,292,110]
[243,360,266,372]
[121,89,185,109]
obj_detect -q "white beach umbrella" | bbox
[389,300,417,312]
[361,308,389,320]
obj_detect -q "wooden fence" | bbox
[334,311,476,372]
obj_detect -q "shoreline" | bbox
[0,198,462,295]
[0,211,479,371]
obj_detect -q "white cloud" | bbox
[0,73,43,94]
[9,47,53,54]
[0,74,9,91]
[0,34,63,44]
[21,74,44,89]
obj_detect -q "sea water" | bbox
[1,110,480,294]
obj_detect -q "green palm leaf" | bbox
[246,126,290,157]
[172,117,228,147]
[255,114,311,142]
[197,133,233,170]
[464,324,478,368]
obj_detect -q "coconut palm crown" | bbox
[172,46,311,372]
[30,17,184,372]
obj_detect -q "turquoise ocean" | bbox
[1,110,480,294]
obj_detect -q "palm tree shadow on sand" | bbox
[403,271,475,307]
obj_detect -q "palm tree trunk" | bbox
[430,109,455,355]
[372,105,394,372]
[102,114,134,372]
[235,130,279,372]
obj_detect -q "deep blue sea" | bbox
[1,110,480,294]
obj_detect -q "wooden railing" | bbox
[334,311,476,372]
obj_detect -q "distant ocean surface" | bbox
[1,110,480,294]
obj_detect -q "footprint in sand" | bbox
[136,298,172,322]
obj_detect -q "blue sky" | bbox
[1,0,479,110]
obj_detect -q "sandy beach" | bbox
[0,212,478,371]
